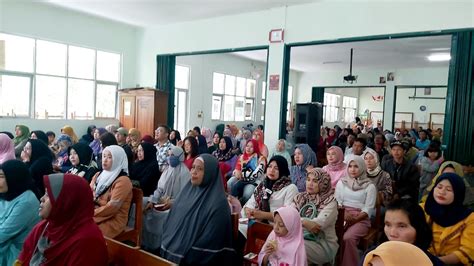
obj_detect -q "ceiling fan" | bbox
[343,48,358,84]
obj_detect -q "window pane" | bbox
[36,40,67,76]
[96,83,116,118]
[236,77,246,97]
[224,75,235,95]
[35,75,66,119]
[67,79,94,119]
[213,73,224,94]
[288,85,293,102]
[235,96,245,121]
[97,51,120,82]
[223,95,235,121]
[261,100,265,121]
[178,90,187,135]
[174,89,178,130]
[0,33,35,72]
[175,65,190,89]
[212,95,222,120]
[0,75,30,116]
[247,79,256,98]
[245,99,253,120]
[68,46,95,79]
[287,102,292,122]
[262,81,266,99]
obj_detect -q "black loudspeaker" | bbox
[294,103,323,153]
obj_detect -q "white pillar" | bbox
[383,83,395,131]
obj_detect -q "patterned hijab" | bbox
[325,146,345,172]
[293,168,335,215]
[341,155,372,191]
[212,136,234,161]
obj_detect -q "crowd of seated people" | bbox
[0,120,473,265]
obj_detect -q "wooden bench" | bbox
[105,236,176,266]
[243,221,273,266]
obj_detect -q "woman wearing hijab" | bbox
[326,128,337,147]
[66,143,98,183]
[252,129,269,158]
[21,139,54,197]
[290,144,317,192]
[212,136,237,175]
[292,168,338,265]
[422,173,474,265]
[322,146,347,188]
[90,145,132,238]
[160,154,234,264]
[17,173,108,265]
[270,139,292,167]
[61,125,78,144]
[258,206,307,266]
[335,155,376,266]
[229,139,267,205]
[79,125,96,145]
[183,136,199,170]
[13,125,30,159]
[239,129,252,154]
[0,160,40,266]
[363,148,393,206]
[240,156,298,237]
[363,241,433,266]
[0,133,15,164]
[30,130,49,145]
[53,134,73,173]
[127,128,141,156]
[421,161,466,203]
[142,146,190,252]
[89,127,107,159]
[129,142,160,196]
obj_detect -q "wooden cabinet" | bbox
[119,88,168,137]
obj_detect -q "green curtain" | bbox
[156,55,176,128]
[312,87,325,103]
[444,31,474,165]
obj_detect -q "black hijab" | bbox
[161,154,233,264]
[28,139,54,164]
[80,125,96,144]
[196,134,208,155]
[425,173,472,227]
[0,160,38,201]
[68,143,93,166]
[130,142,159,196]
[30,130,48,145]
[212,136,233,161]
[259,155,291,212]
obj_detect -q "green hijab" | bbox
[13,125,30,145]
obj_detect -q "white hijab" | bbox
[95,145,129,198]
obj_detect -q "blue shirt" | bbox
[416,139,431,151]
[0,190,40,266]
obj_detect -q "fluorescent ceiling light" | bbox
[427,53,451,62]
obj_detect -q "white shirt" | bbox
[335,179,376,217]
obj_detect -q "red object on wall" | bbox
[269,75,280,90]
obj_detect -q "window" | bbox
[0,74,31,116]
[323,93,340,122]
[0,33,121,119]
[0,33,35,73]
[212,72,255,121]
[342,96,358,123]
[174,65,189,135]
[287,85,293,122]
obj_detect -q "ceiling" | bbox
[41,0,318,27]
[233,35,452,72]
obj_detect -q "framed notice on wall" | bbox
[269,75,280,90]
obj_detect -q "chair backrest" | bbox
[244,221,274,256]
[231,213,239,244]
[105,237,176,266]
[372,192,384,229]
[114,187,143,247]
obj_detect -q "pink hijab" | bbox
[258,206,307,266]
[322,146,347,188]
[0,133,15,164]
